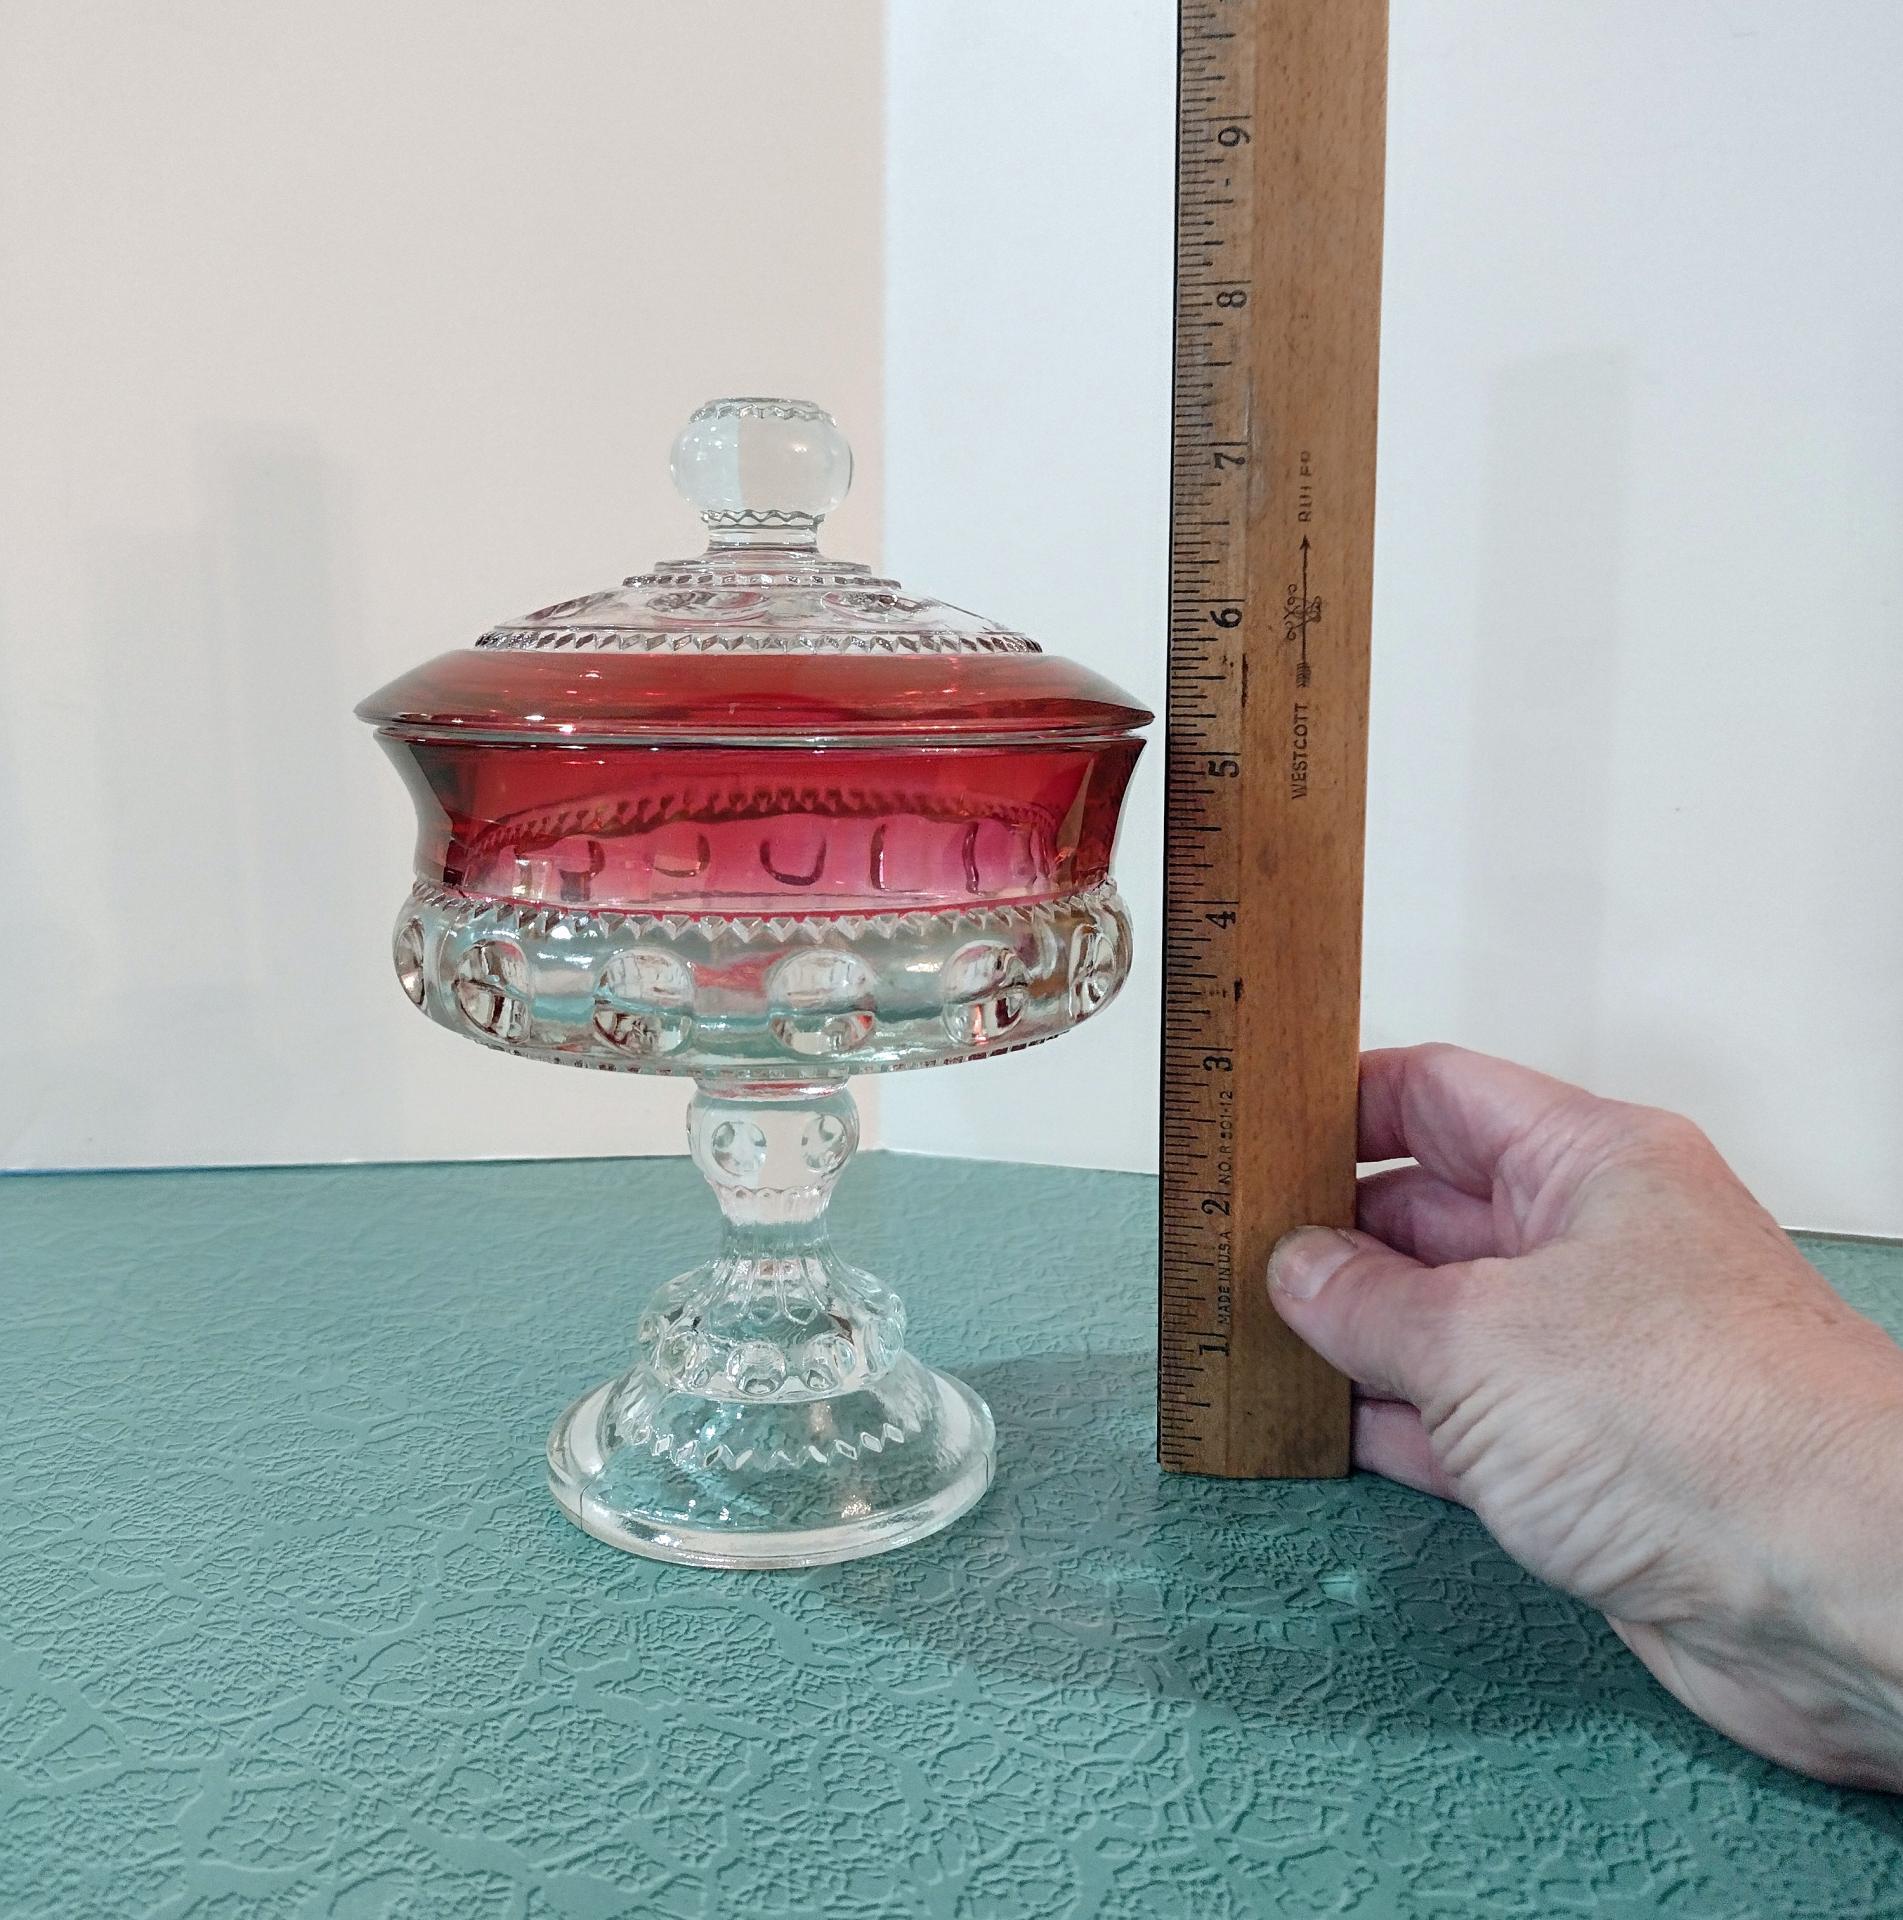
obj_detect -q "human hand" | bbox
[1268,1044,1903,1790]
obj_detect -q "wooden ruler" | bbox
[1158,0,1387,1478]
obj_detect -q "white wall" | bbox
[0,1,885,1168]
[9,3,1902,1233]
[881,0,1176,1174]
[884,0,1903,1236]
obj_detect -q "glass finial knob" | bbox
[669,398,853,548]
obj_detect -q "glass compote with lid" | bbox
[358,399,1150,1567]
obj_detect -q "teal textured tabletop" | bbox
[3,1153,1901,1918]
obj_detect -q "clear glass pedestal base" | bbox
[545,1081,996,1569]
[547,1356,993,1569]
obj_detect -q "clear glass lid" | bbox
[356,398,1152,745]
[483,398,1035,657]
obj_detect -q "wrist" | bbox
[1754,1380,1903,1788]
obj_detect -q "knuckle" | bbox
[1620,1106,1716,1167]
[1560,1099,1713,1181]
[1405,1039,1472,1091]
[1409,1039,1466,1069]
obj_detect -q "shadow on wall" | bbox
[45,432,374,1162]
[1462,351,1632,1081]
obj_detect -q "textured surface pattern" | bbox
[3,1154,1901,1917]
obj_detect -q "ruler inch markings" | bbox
[1158,0,1386,1480]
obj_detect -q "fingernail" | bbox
[1268,1227,1360,1301]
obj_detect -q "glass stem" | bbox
[634,1081,905,1403]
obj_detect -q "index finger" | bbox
[1357,1043,1592,1200]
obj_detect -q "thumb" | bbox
[1268,1226,1453,1404]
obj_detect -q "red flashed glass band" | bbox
[362,653,1150,917]
[357,648,1151,744]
